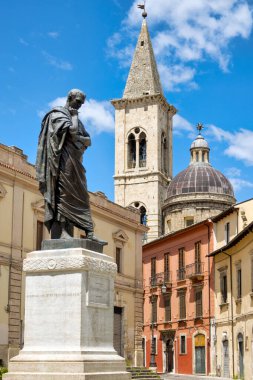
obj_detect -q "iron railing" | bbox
[177,268,186,281]
[150,271,172,287]
[185,262,204,279]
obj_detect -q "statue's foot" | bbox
[86,231,107,245]
[60,228,73,240]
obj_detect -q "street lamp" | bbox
[150,292,157,368]
[149,281,167,369]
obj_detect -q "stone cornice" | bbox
[114,170,171,183]
[24,254,117,275]
[163,193,235,210]
[111,94,177,115]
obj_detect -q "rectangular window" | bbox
[220,272,228,304]
[151,257,156,286]
[151,336,157,354]
[237,267,242,299]
[178,248,185,280]
[251,258,253,293]
[179,291,186,320]
[116,247,122,273]
[180,335,186,354]
[151,295,158,323]
[167,219,171,233]
[195,241,201,263]
[36,221,44,250]
[164,253,170,282]
[195,289,203,317]
[164,293,171,321]
[225,222,230,244]
[185,218,194,227]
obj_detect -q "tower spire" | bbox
[123,12,163,99]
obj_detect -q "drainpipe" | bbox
[205,221,211,375]
[223,250,235,378]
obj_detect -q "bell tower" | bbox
[112,13,176,241]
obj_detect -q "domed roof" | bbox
[167,163,235,198]
[191,134,209,149]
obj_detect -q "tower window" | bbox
[139,132,146,167]
[161,133,167,173]
[128,133,136,168]
[141,40,144,46]
[140,206,147,225]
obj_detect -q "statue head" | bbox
[67,89,86,110]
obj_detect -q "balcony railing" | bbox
[177,268,186,281]
[186,262,204,280]
[150,271,172,287]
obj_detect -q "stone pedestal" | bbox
[4,245,130,379]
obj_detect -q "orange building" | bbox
[142,219,215,375]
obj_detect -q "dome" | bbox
[190,134,209,149]
[167,163,235,198]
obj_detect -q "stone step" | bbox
[126,367,161,380]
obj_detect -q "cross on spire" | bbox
[137,1,147,18]
[196,123,204,134]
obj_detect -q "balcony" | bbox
[177,268,186,281]
[186,262,204,281]
[150,271,172,288]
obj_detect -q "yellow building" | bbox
[0,143,147,367]
[210,199,253,379]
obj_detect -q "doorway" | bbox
[238,333,244,379]
[222,339,229,377]
[195,334,206,374]
[165,339,174,372]
[113,307,123,356]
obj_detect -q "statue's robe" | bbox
[36,106,93,233]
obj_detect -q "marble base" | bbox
[4,247,130,380]
[42,238,107,253]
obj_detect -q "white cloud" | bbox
[158,63,197,91]
[19,37,29,46]
[108,0,253,90]
[48,32,59,39]
[173,114,194,136]
[208,125,253,166]
[228,177,253,192]
[42,51,73,70]
[47,97,114,134]
[225,167,241,177]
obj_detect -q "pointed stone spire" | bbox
[123,19,163,99]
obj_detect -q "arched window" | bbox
[139,132,146,167]
[161,133,167,173]
[128,133,136,168]
[140,206,147,225]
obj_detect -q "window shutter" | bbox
[195,290,202,317]
[164,294,171,321]
[237,268,241,299]
[179,291,186,320]
[151,296,157,323]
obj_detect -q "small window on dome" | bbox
[185,217,194,227]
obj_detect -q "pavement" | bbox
[160,374,229,380]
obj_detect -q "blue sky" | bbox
[1,0,253,202]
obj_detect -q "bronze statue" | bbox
[36,89,99,241]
